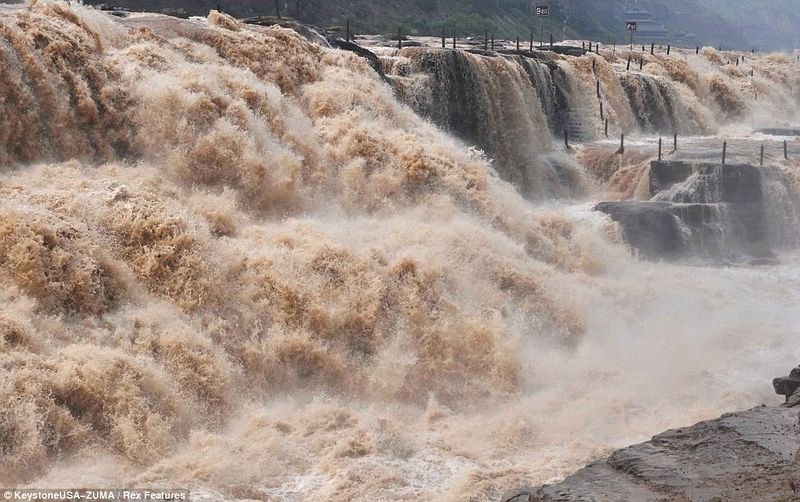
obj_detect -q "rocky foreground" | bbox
[504,403,800,501]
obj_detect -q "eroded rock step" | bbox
[505,405,800,501]
[596,161,798,260]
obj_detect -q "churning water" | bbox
[1,2,799,500]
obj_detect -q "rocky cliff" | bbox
[506,404,800,501]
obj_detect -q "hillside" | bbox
[703,0,800,50]
[79,0,775,49]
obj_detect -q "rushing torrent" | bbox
[0,2,799,500]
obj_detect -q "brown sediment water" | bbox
[1,3,800,501]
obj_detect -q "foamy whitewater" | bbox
[1,2,799,500]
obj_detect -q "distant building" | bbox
[624,8,670,44]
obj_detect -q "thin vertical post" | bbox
[516,36,520,51]
[530,32,534,51]
[539,16,544,48]
[626,55,631,71]
[639,57,643,70]
[452,32,456,49]
[564,129,569,149]
[785,140,789,160]
[484,30,488,51]
[600,102,604,120]
[658,137,662,160]
[592,59,596,73]
[492,33,495,51]
[650,43,654,55]
[442,26,445,48]
[589,41,592,52]
[722,141,727,165]
[673,133,678,152]
[604,118,609,137]
[760,143,765,166]
[549,33,553,48]
[398,27,402,50]
[667,44,671,55]
[596,80,600,98]
[696,45,699,54]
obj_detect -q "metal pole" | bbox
[596,80,600,98]
[650,43,654,55]
[452,32,456,49]
[658,137,662,160]
[516,36,520,51]
[722,141,727,165]
[604,118,609,137]
[600,101,604,120]
[785,140,789,160]
[442,26,445,48]
[667,44,670,55]
[760,144,765,166]
[539,17,544,49]
[530,32,533,51]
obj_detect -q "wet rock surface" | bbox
[505,405,800,502]
[596,161,797,260]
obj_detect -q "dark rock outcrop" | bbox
[505,405,800,502]
[774,366,800,407]
[755,128,800,137]
[597,160,798,260]
[595,201,689,258]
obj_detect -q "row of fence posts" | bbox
[319,16,765,58]
[652,138,790,165]
[721,140,789,165]
[564,129,792,166]
[390,27,568,51]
